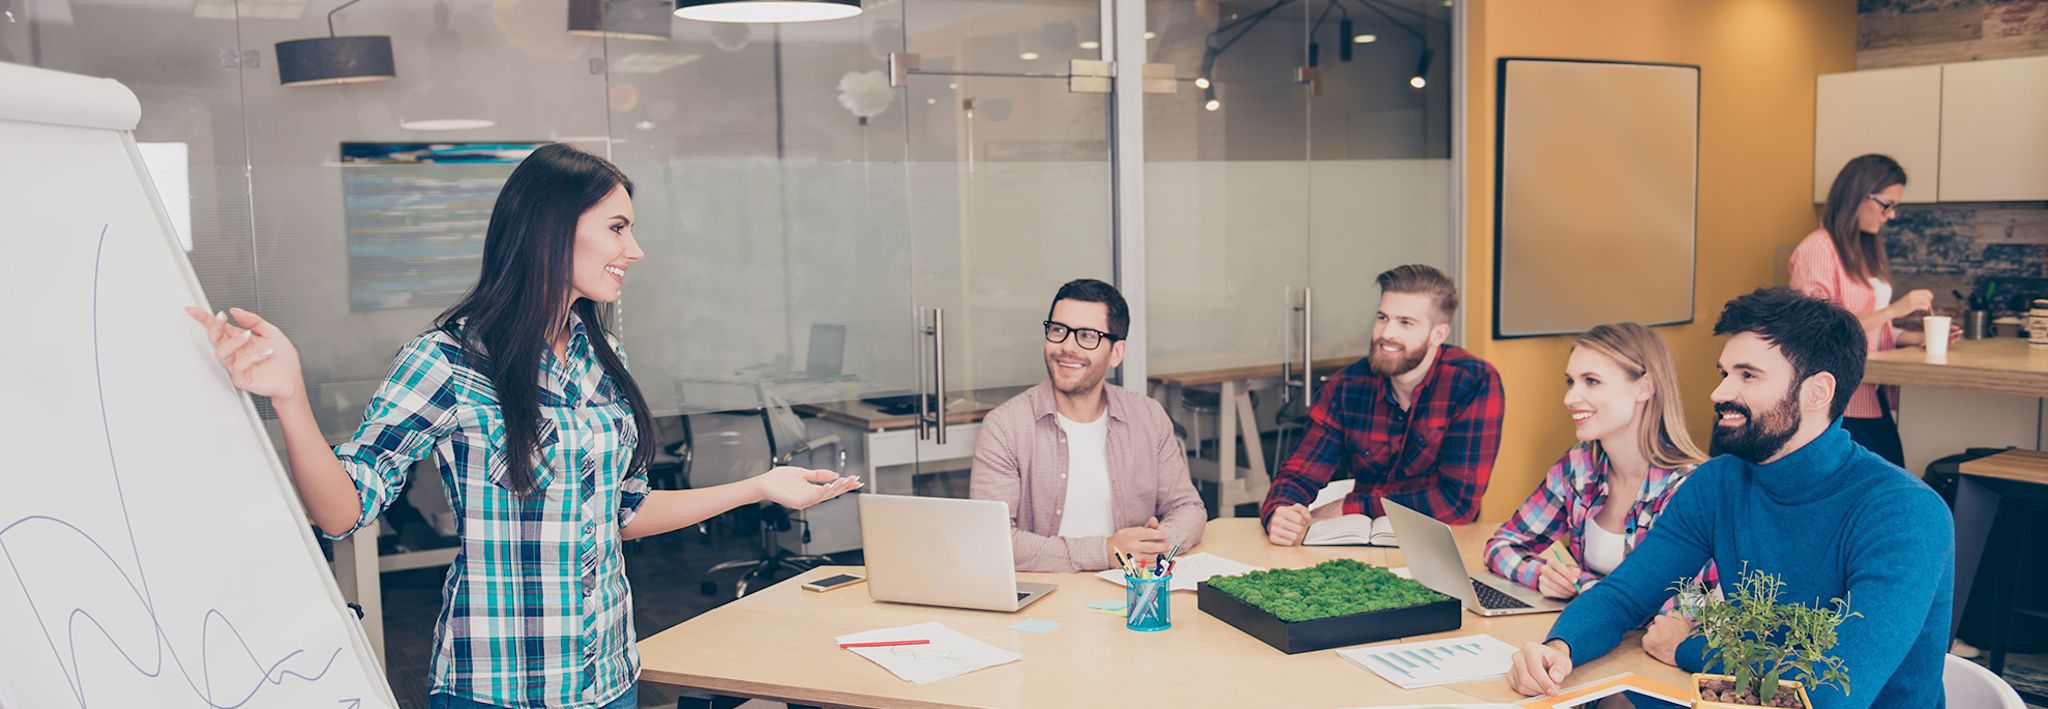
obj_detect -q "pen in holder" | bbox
[1125,573,1172,632]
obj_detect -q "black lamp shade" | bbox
[569,0,674,40]
[277,36,396,87]
[674,0,862,24]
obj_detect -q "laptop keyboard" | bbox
[1017,592,1030,601]
[1471,578,1532,610]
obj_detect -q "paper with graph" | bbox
[1338,635,1519,689]
[835,622,1019,685]
[0,63,394,708]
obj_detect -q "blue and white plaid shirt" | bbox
[329,314,650,708]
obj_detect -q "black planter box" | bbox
[1197,582,1463,654]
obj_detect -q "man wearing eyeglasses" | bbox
[969,278,1207,572]
[1262,264,1506,545]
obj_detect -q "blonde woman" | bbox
[1483,323,1713,607]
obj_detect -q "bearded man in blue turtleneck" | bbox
[1508,287,1953,709]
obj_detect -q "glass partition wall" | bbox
[1143,0,1455,514]
[11,0,1452,493]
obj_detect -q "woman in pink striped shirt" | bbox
[1789,154,1950,467]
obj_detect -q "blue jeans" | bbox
[426,684,637,709]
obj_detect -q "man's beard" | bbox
[1368,338,1429,378]
[1047,355,1106,397]
[1708,392,1802,464]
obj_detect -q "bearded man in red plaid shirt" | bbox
[1263,264,1506,546]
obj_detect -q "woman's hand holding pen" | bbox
[1537,548,1582,600]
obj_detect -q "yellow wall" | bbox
[1463,0,1858,522]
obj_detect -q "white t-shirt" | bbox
[1055,411,1115,538]
[1581,516,1628,577]
[1871,278,1893,315]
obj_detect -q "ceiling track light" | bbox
[1410,47,1432,89]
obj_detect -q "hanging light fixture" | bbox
[1409,47,1432,89]
[569,0,674,41]
[276,0,396,87]
[673,0,861,24]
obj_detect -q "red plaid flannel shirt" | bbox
[1261,344,1504,526]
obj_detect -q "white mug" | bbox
[1924,315,1951,359]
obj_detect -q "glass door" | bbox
[609,10,924,503]
[1306,0,1458,368]
[1141,0,1311,515]
[892,0,1117,496]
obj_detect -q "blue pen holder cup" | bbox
[1125,574,1172,632]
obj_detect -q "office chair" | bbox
[697,385,846,599]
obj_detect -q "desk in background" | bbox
[1869,339,2048,702]
[637,518,1687,708]
[795,386,1027,496]
[1953,449,2048,703]
[1148,356,1361,517]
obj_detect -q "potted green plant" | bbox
[1671,566,1858,709]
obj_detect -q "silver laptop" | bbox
[858,494,1057,612]
[1382,499,1566,617]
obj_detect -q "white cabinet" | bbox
[1939,55,2048,202]
[1814,66,1942,203]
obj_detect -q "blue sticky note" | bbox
[1009,618,1061,634]
[1087,599,1124,611]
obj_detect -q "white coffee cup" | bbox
[1925,315,1952,359]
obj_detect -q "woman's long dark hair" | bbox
[438,144,656,496]
[1820,153,1907,283]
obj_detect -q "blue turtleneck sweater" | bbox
[1546,421,1952,709]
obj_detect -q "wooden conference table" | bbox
[637,518,1688,708]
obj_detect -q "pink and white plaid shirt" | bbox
[1788,228,1897,419]
[1483,441,1715,614]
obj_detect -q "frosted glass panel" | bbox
[904,73,1112,398]
[910,160,1113,393]
[1309,159,1455,359]
[1145,160,1308,373]
[618,158,918,416]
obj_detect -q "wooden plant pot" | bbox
[1690,673,1814,709]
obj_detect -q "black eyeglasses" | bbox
[1867,194,1899,215]
[1044,320,1121,350]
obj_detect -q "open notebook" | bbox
[1303,513,1398,546]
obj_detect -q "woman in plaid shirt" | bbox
[187,144,860,709]
[1482,323,1714,613]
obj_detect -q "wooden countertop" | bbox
[796,387,1029,432]
[1148,355,1364,387]
[1864,337,2048,398]
[636,518,1687,708]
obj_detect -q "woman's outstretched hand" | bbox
[753,466,862,510]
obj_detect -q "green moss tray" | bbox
[1198,559,1462,654]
